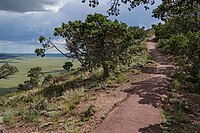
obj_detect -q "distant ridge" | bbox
[0,53,67,60]
[0,53,19,60]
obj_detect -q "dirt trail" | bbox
[92,38,175,133]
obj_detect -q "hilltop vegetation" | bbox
[36,13,148,79]
[0,13,151,132]
[152,1,200,132]
[0,0,199,132]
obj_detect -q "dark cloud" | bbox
[0,0,69,13]
[0,0,162,53]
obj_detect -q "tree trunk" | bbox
[103,63,109,80]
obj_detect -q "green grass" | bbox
[0,56,80,96]
[0,39,150,132]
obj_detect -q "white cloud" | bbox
[0,40,37,53]
[0,40,66,53]
[51,39,66,45]
[43,0,71,13]
[0,0,163,53]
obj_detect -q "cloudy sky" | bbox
[0,0,162,53]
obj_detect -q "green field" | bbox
[0,56,79,96]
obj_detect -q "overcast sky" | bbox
[0,0,162,53]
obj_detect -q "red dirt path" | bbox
[92,38,175,133]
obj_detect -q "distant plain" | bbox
[0,54,79,96]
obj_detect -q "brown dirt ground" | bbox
[2,38,176,133]
[91,38,175,133]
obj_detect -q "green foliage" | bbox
[39,36,46,43]
[152,23,172,39]
[146,54,155,61]
[162,96,194,132]
[152,7,200,39]
[18,67,44,91]
[153,0,200,21]
[42,74,53,86]
[35,48,45,57]
[27,67,44,80]
[16,107,26,118]
[166,33,189,55]
[116,73,128,84]
[82,0,156,16]
[171,100,189,113]
[0,116,3,124]
[3,112,12,124]
[37,13,138,79]
[83,0,199,17]
[156,39,169,49]
[40,71,98,98]
[128,26,146,40]
[30,97,48,112]
[0,63,18,80]
[42,85,59,98]
[157,31,200,93]
[80,105,95,122]
[63,62,73,71]
[171,79,181,92]
[62,90,83,113]
[173,111,190,123]
[64,118,81,133]
[27,111,39,122]
[154,2,200,130]
[46,111,59,117]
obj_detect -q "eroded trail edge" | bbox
[92,38,175,133]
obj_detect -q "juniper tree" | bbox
[82,0,199,16]
[0,63,18,80]
[36,13,133,79]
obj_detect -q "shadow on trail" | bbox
[123,38,175,132]
[148,38,157,43]
[138,124,162,133]
[149,49,172,65]
[142,65,175,77]
[123,48,175,108]
[124,76,170,108]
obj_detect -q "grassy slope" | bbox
[0,57,80,96]
[0,40,152,132]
